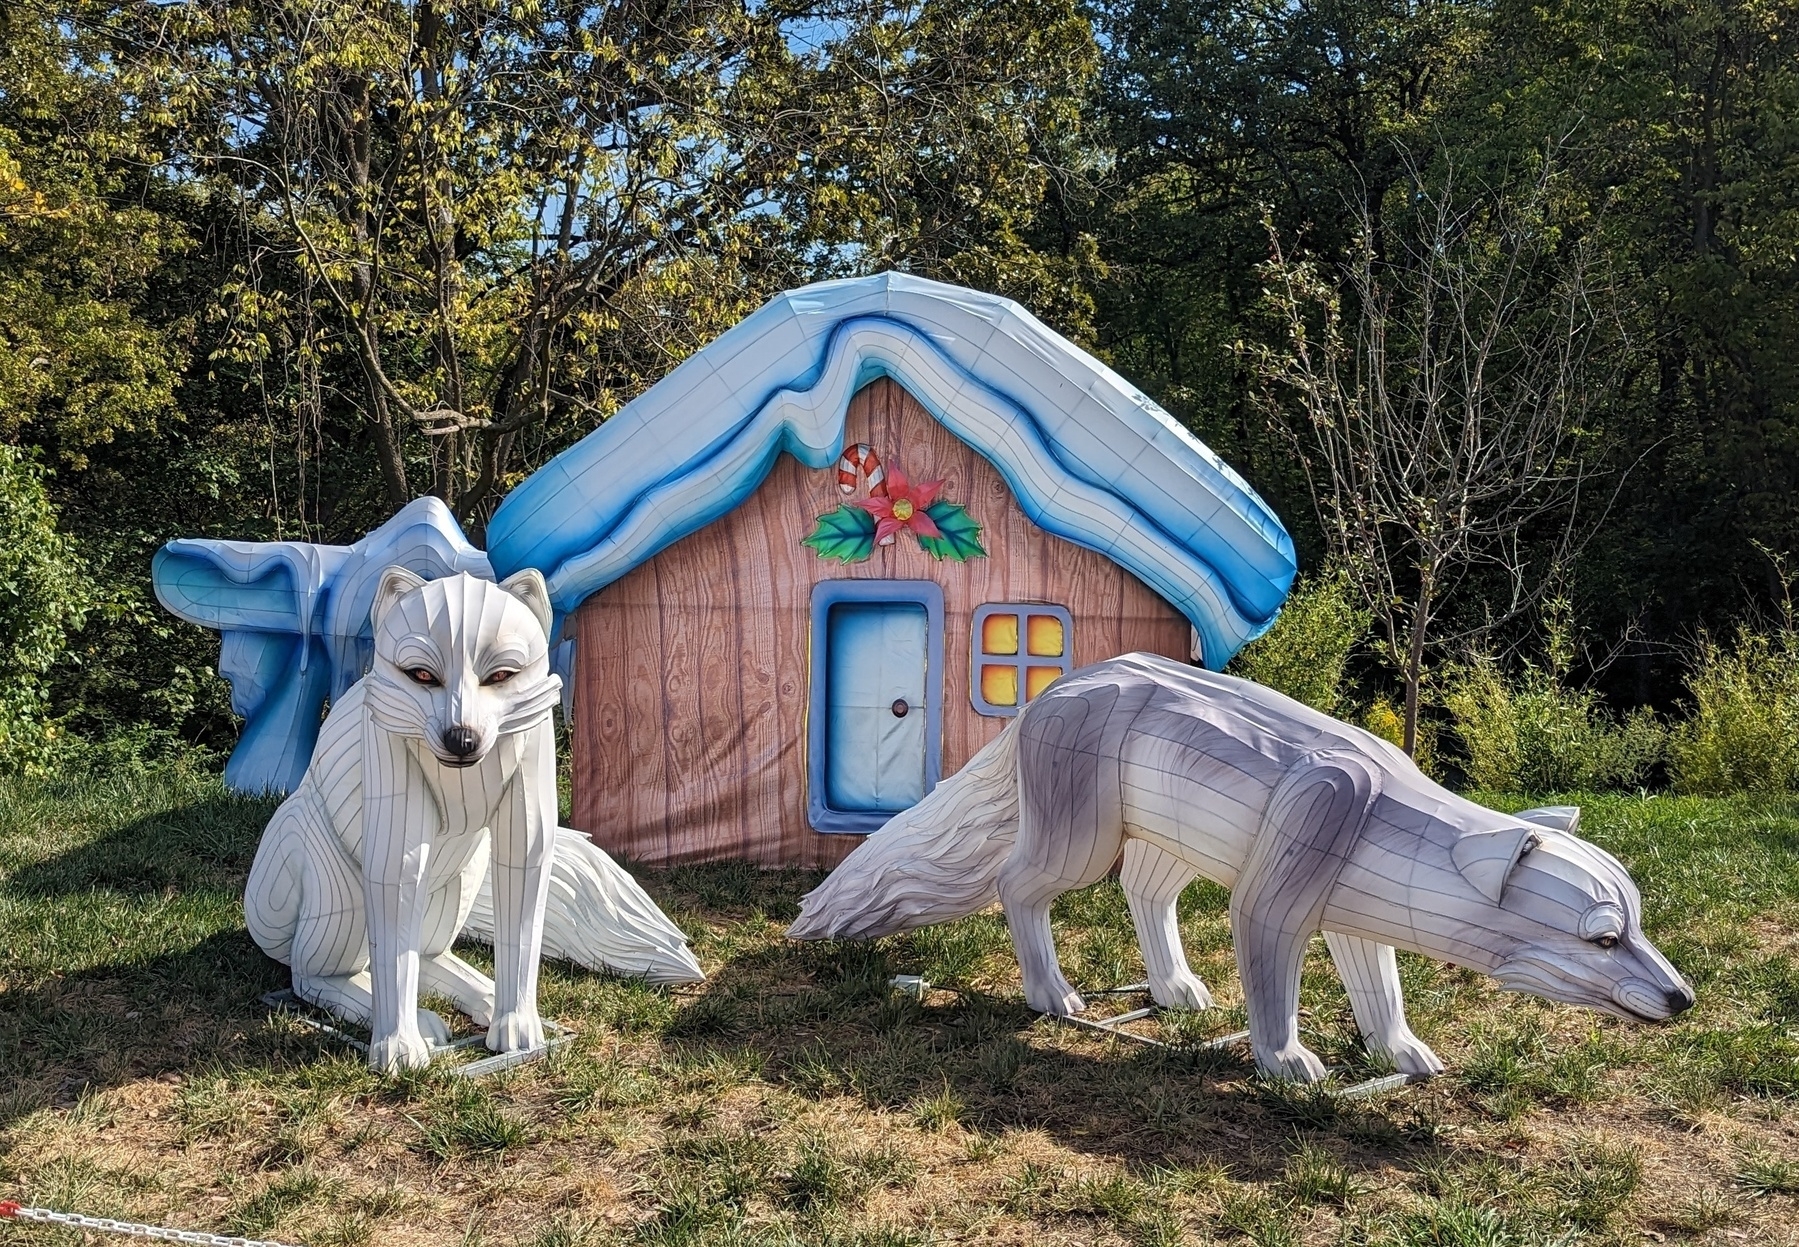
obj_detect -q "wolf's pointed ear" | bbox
[1452,825,1538,904]
[371,565,427,629]
[499,568,553,636]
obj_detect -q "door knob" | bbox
[891,699,910,718]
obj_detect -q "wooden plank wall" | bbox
[571,378,1192,868]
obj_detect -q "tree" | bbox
[1245,158,1619,753]
[0,3,190,467]
[1084,0,1482,562]
[131,0,1102,531]
[0,445,90,769]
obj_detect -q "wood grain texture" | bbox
[571,378,1192,867]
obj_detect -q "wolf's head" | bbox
[1452,815,1693,1022]
[364,567,561,767]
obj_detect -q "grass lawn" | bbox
[2,763,1798,1246]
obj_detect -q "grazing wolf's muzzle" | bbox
[441,725,482,764]
[1615,976,1694,1021]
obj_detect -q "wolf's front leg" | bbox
[1231,752,1380,1084]
[486,724,556,1054]
[361,731,439,1072]
[1322,932,1443,1078]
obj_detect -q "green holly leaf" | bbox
[916,500,987,562]
[803,504,877,562]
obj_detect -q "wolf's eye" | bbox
[408,668,440,686]
[1592,934,1619,950]
[482,669,517,686]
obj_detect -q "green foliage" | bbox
[803,505,879,563]
[914,500,987,562]
[415,1081,534,1159]
[1227,566,1369,714]
[1444,653,1664,794]
[0,445,90,770]
[1360,695,1439,777]
[1667,626,1799,795]
[0,7,189,464]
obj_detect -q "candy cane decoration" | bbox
[836,444,887,498]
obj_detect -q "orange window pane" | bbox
[1026,614,1065,658]
[980,664,1019,707]
[981,612,1020,655]
[1025,665,1061,701]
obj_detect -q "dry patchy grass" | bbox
[2,766,1797,1244]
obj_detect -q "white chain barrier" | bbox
[0,1200,302,1247]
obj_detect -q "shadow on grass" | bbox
[603,927,1445,1183]
[0,787,322,1124]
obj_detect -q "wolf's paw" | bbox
[487,1009,545,1054]
[1025,981,1086,1017]
[460,994,496,1029]
[1375,1031,1445,1079]
[416,1009,453,1047]
[1150,971,1214,1012]
[1256,1041,1329,1084]
[368,1031,434,1073]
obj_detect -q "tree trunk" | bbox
[1402,576,1433,756]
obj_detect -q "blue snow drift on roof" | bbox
[486,273,1296,666]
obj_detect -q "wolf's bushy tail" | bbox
[788,719,1022,940]
[466,828,705,984]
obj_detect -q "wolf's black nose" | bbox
[442,726,481,758]
[1666,985,1695,1015]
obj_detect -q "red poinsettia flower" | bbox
[855,465,943,546]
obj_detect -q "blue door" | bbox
[808,581,944,831]
[826,603,928,811]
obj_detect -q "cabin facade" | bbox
[569,377,1193,868]
[484,273,1297,868]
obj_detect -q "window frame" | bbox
[969,601,1074,717]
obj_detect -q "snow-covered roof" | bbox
[485,273,1295,665]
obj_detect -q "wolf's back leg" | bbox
[1120,839,1212,1011]
[245,795,317,964]
[999,688,1135,1017]
[1322,932,1443,1078]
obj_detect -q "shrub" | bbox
[1667,627,1799,795]
[1229,565,1370,715]
[1443,659,1663,794]
[1361,694,1438,775]
[1442,625,1663,794]
[0,444,90,771]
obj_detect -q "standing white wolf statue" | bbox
[790,653,1692,1082]
[248,567,703,1071]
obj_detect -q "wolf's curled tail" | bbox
[465,829,704,984]
[787,720,1022,940]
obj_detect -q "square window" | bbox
[1025,665,1062,700]
[1026,614,1064,657]
[981,664,1019,707]
[981,612,1019,656]
[971,603,1073,716]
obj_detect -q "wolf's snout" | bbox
[1616,976,1692,1021]
[441,725,482,762]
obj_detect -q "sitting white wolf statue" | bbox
[790,653,1692,1083]
[247,567,703,1071]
